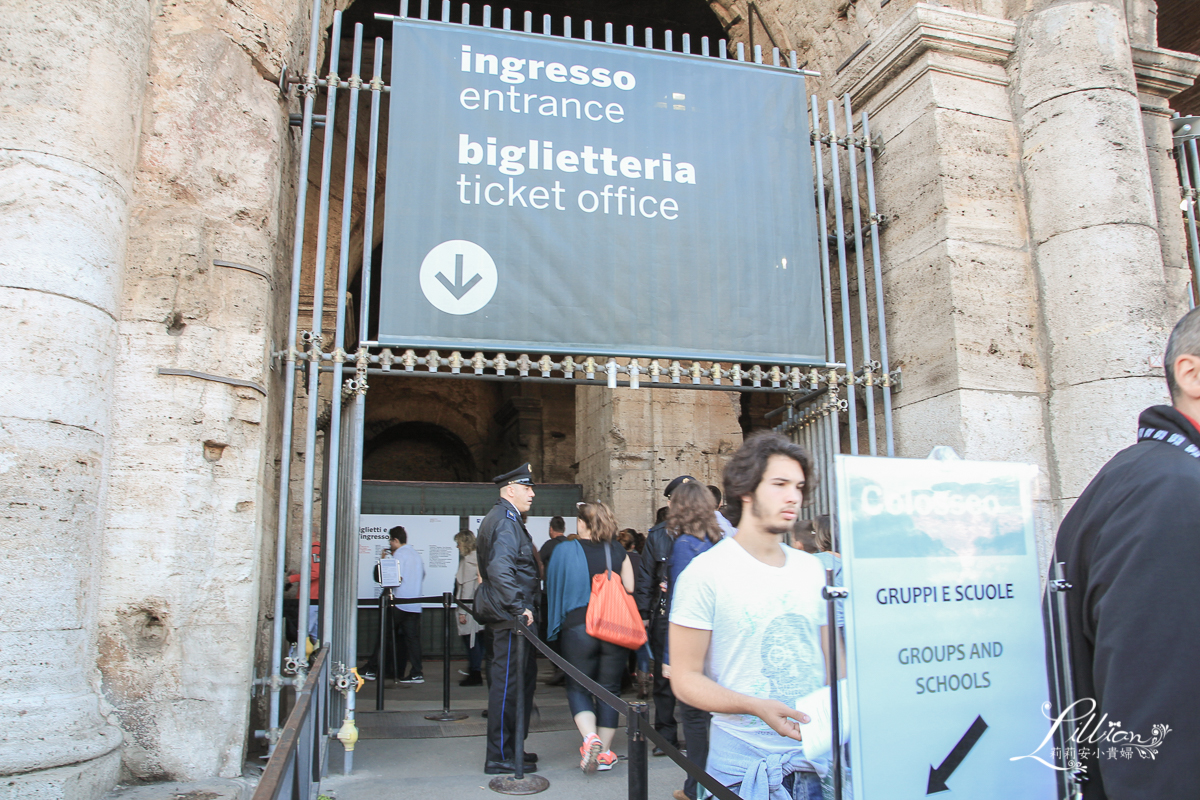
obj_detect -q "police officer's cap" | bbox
[494,462,535,487]
[664,475,697,498]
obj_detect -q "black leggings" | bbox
[559,621,628,729]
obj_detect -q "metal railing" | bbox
[1174,114,1200,308]
[253,647,330,800]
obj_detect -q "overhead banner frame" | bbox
[378,16,826,366]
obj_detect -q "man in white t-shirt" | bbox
[670,432,839,800]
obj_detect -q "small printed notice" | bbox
[836,455,1056,799]
[377,557,401,588]
[358,515,461,606]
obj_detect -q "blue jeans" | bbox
[724,771,823,800]
[462,633,485,673]
[635,640,653,673]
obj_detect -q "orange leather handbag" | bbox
[586,543,648,650]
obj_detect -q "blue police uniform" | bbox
[475,464,541,773]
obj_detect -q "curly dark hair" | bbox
[667,480,723,543]
[721,432,815,526]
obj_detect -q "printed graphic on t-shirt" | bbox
[731,611,822,732]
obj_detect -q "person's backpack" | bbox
[586,543,648,649]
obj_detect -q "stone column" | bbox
[1010,0,1181,509]
[1129,45,1200,314]
[832,6,1058,548]
[94,0,301,780]
[576,387,742,531]
[0,1,148,796]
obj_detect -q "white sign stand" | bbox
[835,455,1057,799]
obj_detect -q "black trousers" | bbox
[559,621,628,729]
[486,626,537,763]
[392,609,423,678]
[679,700,712,799]
[650,614,677,745]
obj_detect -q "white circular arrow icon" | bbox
[418,240,498,315]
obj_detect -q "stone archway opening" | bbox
[363,420,477,480]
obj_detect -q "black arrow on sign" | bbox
[927,715,988,794]
[436,254,482,299]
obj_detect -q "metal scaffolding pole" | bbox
[268,0,324,746]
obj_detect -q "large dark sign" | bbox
[380,19,824,365]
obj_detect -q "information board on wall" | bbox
[469,514,577,551]
[358,515,461,606]
[835,456,1056,799]
[359,514,578,606]
[380,19,824,364]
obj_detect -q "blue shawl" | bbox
[545,539,591,641]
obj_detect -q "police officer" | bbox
[474,463,540,775]
[634,474,695,753]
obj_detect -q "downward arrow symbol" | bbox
[436,254,483,299]
[927,715,988,794]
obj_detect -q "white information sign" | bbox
[836,455,1056,799]
[469,515,577,551]
[358,515,461,606]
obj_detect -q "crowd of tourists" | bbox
[455,431,845,800]
[349,302,1200,800]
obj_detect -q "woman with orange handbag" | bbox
[545,501,637,774]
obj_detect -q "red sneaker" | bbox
[597,750,618,771]
[580,734,603,774]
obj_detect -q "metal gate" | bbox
[1174,114,1200,308]
[259,0,894,775]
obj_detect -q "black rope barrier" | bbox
[507,621,744,800]
[375,592,472,715]
[385,596,845,800]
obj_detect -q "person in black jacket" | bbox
[635,475,696,752]
[1053,307,1200,800]
[475,463,540,775]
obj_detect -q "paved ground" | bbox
[321,729,684,800]
[103,778,254,800]
[103,659,690,800]
[321,659,687,800]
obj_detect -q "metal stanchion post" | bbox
[627,700,649,800]
[823,569,847,800]
[376,588,390,711]
[489,622,549,795]
[426,591,468,722]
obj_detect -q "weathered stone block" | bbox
[1035,222,1171,387]
[1047,376,1169,501]
[1019,88,1158,244]
[1012,1,1138,111]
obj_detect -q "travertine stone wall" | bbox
[576,387,742,532]
[830,5,1058,545]
[737,0,1197,554]
[94,0,306,783]
[1130,44,1200,322]
[1009,0,1180,507]
[0,0,148,796]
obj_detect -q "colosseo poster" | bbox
[379,19,823,365]
[835,455,1057,799]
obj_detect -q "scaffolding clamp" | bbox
[355,347,370,394]
[302,71,319,97]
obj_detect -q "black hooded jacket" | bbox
[635,521,674,620]
[1053,405,1200,799]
